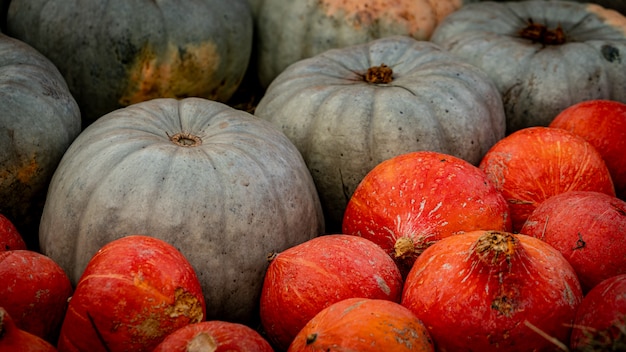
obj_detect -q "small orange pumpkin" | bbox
[288,297,434,352]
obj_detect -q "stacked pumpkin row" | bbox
[2,128,626,350]
[1,0,626,351]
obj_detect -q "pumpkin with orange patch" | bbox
[0,32,81,248]
[252,0,478,87]
[6,0,253,125]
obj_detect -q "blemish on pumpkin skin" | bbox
[119,41,220,106]
[166,287,204,323]
[318,0,464,39]
[587,3,626,36]
[14,156,40,184]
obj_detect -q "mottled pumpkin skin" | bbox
[255,35,506,230]
[431,1,626,133]
[7,0,253,125]
[252,0,477,87]
[39,98,324,325]
[0,33,81,249]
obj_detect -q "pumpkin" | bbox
[0,33,81,249]
[288,298,435,352]
[153,321,274,352]
[343,151,511,276]
[0,250,72,343]
[255,35,506,230]
[39,97,324,325]
[401,230,583,351]
[58,235,205,352]
[252,0,478,87]
[0,214,26,252]
[430,1,626,133]
[520,191,626,293]
[0,307,57,352]
[6,0,253,125]
[479,126,615,232]
[570,274,626,350]
[260,234,403,351]
[549,99,626,200]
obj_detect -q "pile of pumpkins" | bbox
[1,0,626,350]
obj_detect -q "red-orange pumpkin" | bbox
[260,234,403,351]
[58,235,206,352]
[343,151,511,276]
[0,214,26,251]
[549,99,626,200]
[402,230,583,351]
[521,191,626,293]
[0,307,57,352]
[570,274,626,350]
[288,298,435,352]
[153,320,273,352]
[479,126,615,232]
[0,250,72,343]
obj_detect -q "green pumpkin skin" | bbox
[431,1,626,133]
[6,0,253,125]
[39,97,324,325]
[0,33,81,249]
[254,35,506,230]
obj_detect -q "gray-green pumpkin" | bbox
[39,97,324,325]
[7,0,253,125]
[254,35,506,231]
[431,0,626,133]
[0,32,81,248]
[251,0,479,88]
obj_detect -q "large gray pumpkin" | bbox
[431,1,626,133]
[39,97,324,324]
[7,0,253,125]
[0,33,81,248]
[254,35,506,230]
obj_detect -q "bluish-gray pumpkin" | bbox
[39,97,324,325]
[431,1,626,133]
[0,32,81,248]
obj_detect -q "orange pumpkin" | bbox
[549,99,626,200]
[288,297,434,352]
[58,235,206,352]
[0,307,57,352]
[479,126,615,232]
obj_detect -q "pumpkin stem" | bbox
[305,333,318,345]
[364,64,393,84]
[394,237,415,259]
[267,252,278,262]
[471,231,517,268]
[519,18,566,45]
[169,132,202,147]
